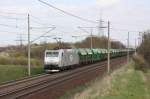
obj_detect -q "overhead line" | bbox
[0,14,26,20]
[110,28,140,32]
[38,0,98,24]
[31,27,56,43]
[31,26,56,29]
[0,11,26,15]
[0,31,17,34]
[0,23,25,29]
[111,21,150,29]
[31,19,48,26]
[78,27,91,34]
[30,15,55,26]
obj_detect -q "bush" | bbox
[74,36,125,49]
[132,54,149,72]
[0,57,10,65]
[138,32,150,66]
[0,56,43,66]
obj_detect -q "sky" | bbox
[0,0,150,47]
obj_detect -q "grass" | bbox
[0,65,44,83]
[105,68,146,99]
[60,62,150,99]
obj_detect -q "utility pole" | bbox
[138,32,142,46]
[90,28,93,49]
[107,21,110,74]
[135,38,137,55]
[99,20,104,37]
[127,32,130,64]
[98,10,104,37]
[98,21,110,73]
[28,14,31,76]
[16,33,25,48]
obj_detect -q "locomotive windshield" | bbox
[46,52,59,57]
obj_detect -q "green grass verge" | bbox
[0,65,44,83]
[104,69,147,99]
[60,62,150,99]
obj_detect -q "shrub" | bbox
[74,36,125,49]
[0,56,43,66]
[138,32,150,66]
[0,57,10,65]
[132,54,149,72]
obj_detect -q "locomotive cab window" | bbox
[46,52,59,57]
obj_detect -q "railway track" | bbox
[0,74,44,85]
[0,56,127,99]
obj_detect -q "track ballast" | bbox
[0,56,127,99]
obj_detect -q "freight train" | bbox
[44,48,134,72]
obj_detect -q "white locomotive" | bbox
[44,49,79,72]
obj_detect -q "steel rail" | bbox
[0,62,107,99]
[0,56,127,99]
[17,58,125,99]
[0,74,49,89]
